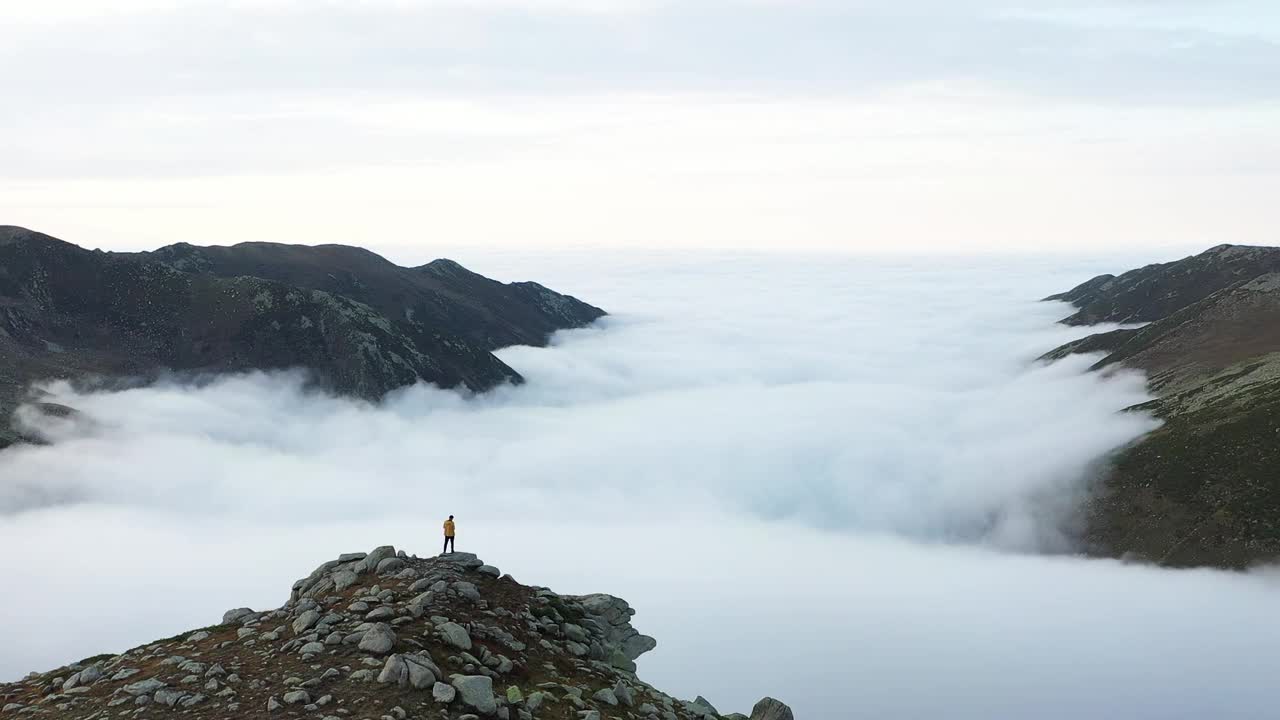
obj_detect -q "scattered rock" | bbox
[122,678,166,696]
[359,623,397,655]
[433,681,457,703]
[439,621,473,650]
[451,674,497,715]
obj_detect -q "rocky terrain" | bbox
[1043,244,1280,567]
[0,226,605,449]
[0,547,793,720]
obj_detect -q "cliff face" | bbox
[0,547,794,720]
[0,227,605,448]
[1044,246,1280,567]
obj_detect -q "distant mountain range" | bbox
[0,226,605,448]
[1044,244,1280,568]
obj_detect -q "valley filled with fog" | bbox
[3,249,1278,719]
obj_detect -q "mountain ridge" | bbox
[0,226,605,449]
[1043,244,1280,567]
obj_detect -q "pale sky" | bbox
[2,0,1277,254]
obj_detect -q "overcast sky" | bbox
[2,0,1277,254]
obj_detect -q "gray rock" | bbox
[267,696,282,711]
[153,689,187,707]
[406,656,438,689]
[750,697,794,720]
[337,552,367,563]
[439,552,484,569]
[78,665,103,686]
[477,565,500,578]
[299,641,327,655]
[180,693,207,707]
[453,581,482,601]
[122,678,166,696]
[593,688,618,706]
[439,621,473,650]
[450,674,497,715]
[561,623,589,643]
[687,696,719,718]
[332,569,359,591]
[613,680,634,707]
[221,607,254,624]
[358,623,396,655]
[376,557,406,574]
[362,546,397,574]
[292,609,321,634]
[378,654,437,689]
[187,630,210,642]
[433,681,457,703]
[283,690,310,705]
[110,668,140,681]
[366,606,395,621]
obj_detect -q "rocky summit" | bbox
[0,226,605,449]
[1044,244,1280,568]
[0,547,794,720]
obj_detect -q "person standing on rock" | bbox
[443,515,456,554]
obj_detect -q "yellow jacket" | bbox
[443,519,456,537]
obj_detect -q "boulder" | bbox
[378,654,437,690]
[362,546,397,574]
[358,623,396,655]
[613,680,634,707]
[292,609,320,634]
[439,621,473,650]
[750,697,794,720]
[450,674,497,715]
[433,681,457,703]
[153,689,187,707]
[377,557,406,574]
[122,678,166,696]
[332,569,359,591]
[221,608,254,624]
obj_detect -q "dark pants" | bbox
[443,536,455,553]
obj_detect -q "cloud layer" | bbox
[3,249,1278,718]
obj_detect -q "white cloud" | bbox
[6,249,1274,717]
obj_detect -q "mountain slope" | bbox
[1043,244,1280,326]
[0,547,794,720]
[0,227,605,449]
[1044,246,1280,567]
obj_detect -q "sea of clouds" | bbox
[3,248,1279,718]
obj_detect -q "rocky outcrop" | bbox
[1044,246,1280,567]
[0,226,605,449]
[0,547,794,720]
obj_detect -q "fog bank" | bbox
[3,250,1273,718]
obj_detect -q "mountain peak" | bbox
[0,546,793,720]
